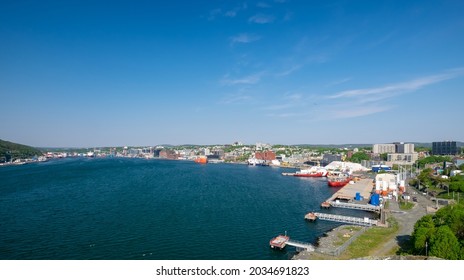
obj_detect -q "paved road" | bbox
[371,193,435,256]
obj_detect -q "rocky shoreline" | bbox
[293,224,364,260]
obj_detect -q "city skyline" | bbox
[2,0,464,147]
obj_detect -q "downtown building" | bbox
[432,141,458,155]
[372,142,418,165]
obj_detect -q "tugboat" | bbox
[194,156,208,164]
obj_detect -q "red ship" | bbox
[293,166,328,177]
[194,156,208,164]
[327,171,351,187]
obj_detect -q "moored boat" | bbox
[293,166,328,177]
[327,171,351,187]
[194,156,208,164]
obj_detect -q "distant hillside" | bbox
[0,139,43,161]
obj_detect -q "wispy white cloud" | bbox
[208,8,222,20]
[283,11,292,21]
[257,2,271,8]
[209,4,247,19]
[367,32,396,49]
[324,105,393,120]
[326,77,352,87]
[230,33,261,44]
[261,92,307,115]
[275,65,301,77]
[329,69,464,99]
[249,14,275,24]
[285,93,303,101]
[221,72,265,86]
[225,10,237,17]
[267,112,309,118]
[263,103,295,111]
[220,93,252,104]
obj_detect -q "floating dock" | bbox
[269,235,315,251]
[323,200,381,212]
[305,212,379,227]
[269,235,289,249]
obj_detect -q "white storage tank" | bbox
[382,181,388,191]
[375,180,381,189]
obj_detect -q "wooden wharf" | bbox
[305,212,379,227]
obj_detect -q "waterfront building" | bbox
[159,149,178,160]
[432,141,458,155]
[255,151,276,161]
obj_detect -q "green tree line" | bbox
[0,139,42,162]
[411,204,464,259]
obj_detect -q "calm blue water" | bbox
[0,158,370,260]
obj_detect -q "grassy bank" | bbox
[338,217,399,259]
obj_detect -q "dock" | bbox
[320,177,381,212]
[325,200,381,212]
[326,178,374,202]
[286,239,315,251]
[305,212,379,227]
[269,235,315,251]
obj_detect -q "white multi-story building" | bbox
[374,142,418,165]
[373,144,396,154]
[387,153,419,164]
[395,142,415,153]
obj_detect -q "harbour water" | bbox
[0,158,370,260]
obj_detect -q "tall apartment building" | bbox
[432,141,458,155]
[395,143,415,154]
[373,142,415,154]
[373,142,417,165]
[373,144,396,154]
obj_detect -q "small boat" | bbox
[269,235,289,249]
[194,156,208,164]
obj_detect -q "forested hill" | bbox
[0,139,43,161]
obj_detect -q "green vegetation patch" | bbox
[0,139,42,162]
[410,204,464,259]
[399,201,415,210]
[340,218,399,259]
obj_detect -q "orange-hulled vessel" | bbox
[327,171,351,187]
[194,156,208,164]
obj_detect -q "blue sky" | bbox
[1,0,464,147]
